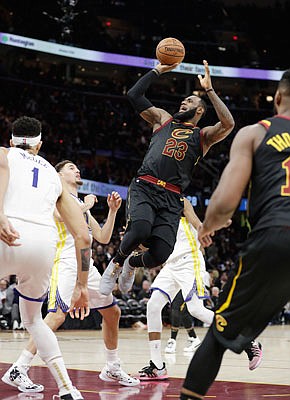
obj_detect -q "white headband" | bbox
[11,133,42,147]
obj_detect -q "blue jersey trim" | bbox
[15,288,47,303]
[150,287,171,303]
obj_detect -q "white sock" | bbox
[15,349,34,369]
[19,299,73,395]
[149,340,163,369]
[105,346,119,363]
[47,356,74,396]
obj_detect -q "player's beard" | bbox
[76,179,83,186]
[173,107,197,122]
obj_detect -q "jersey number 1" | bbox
[32,167,39,188]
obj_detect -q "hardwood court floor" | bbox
[0,325,289,399]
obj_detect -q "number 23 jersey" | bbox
[137,118,204,192]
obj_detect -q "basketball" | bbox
[156,37,185,65]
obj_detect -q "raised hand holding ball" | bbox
[156,37,185,65]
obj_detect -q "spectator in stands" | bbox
[0,278,8,315]
[210,286,220,310]
[105,244,115,262]
[283,302,290,324]
[1,276,23,329]
[92,244,109,275]
[137,280,151,302]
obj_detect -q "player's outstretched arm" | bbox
[89,191,122,244]
[183,198,202,229]
[127,63,175,128]
[198,60,235,154]
[198,125,255,247]
[56,180,91,318]
[183,197,214,246]
[0,148,20,246]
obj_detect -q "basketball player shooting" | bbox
[100,59,235,297]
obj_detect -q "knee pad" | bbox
[147,297,163,318]
[147,291,168,333]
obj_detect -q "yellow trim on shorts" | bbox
[48,221,67,310]
[216,257,243,314]
[181,217,204,297]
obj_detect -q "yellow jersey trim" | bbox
[48,221,67,310]
[216,257,243,314]
[181,217,204,297]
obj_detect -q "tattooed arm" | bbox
[56,178,91,319]
[198,60,235,155]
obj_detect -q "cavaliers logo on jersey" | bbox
[215,314,228,332]
[171,128,193,140]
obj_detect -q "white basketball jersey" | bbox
[4,147,62,227]
[166,216,201,263]
[54,195,92,261]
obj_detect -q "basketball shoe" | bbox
[1,364,44,393]
[99,259,122,296]
[118,257,136,294]
[52,387,84,400]
[245,341,263,370]
[183,337,201,352]
[138,360,168,381]
[164,338,176,354]
[99,360,140,386]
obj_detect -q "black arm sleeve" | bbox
[127,70,160,113]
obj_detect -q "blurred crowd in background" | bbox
[0,0,289,69]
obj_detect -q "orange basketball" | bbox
[156,37,185,65]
